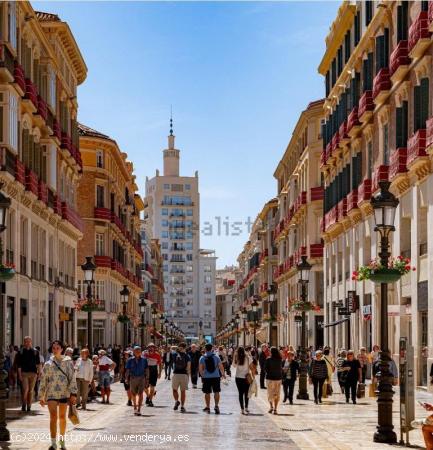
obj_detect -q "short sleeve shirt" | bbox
[144,351,162,367]
[125,357,148,377]
[98,355,113,371]
[199,352,221,378]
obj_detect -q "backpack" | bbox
[204,355,216,373]
[174,353,187,372]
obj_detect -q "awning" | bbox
[321,317,349,328]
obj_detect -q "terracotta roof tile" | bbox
[78,123,111,140]
[35,11,61,22]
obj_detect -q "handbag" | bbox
[357,383,365,399]
[245,373,253,385]
[68,404,80,425]
[369,381,377,397]
[326,383,333,396]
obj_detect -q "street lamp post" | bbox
[267,283,277,346]
[139,296,146,347]
[371,181,399,444]
[296,255,311,401]
[251,297,259,348]
[0,186,11,441]
[120,285,130,348]
[235,314,240,347]
[199,320,203,345]
[151,306,158,341]
[241,307,247,346]
[164,318,169,346]
[159,313,165,346]
[81,256,97,353]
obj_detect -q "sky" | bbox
[34,0,340,268]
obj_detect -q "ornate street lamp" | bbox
[267,283,278,345]
[241,307,247,346]
[251,297,259,348]
[120,285,130,348]
[139,296,146,347]
[296,255,312,400]
[81,256,96,352]
[371,181,399,444]
[164,318,169,346]
[0,185,11,441]
[235,313,240,347]
[151,305,158,340]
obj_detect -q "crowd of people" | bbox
[4,337,433,450]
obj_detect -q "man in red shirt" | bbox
[142,343,162,407]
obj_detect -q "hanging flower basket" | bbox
[0,266,15,281]
[290,301,316,312]
[262,316,277,323]
[353,257,415,284]
[74,298,103,312]
[117,314,130,324]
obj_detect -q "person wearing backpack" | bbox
[171,343,191,413]
[199,343,226,414]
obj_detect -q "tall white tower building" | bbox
[145,119,216,341]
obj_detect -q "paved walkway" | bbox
[3,376,431,449]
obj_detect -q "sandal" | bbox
[203,407,210,413]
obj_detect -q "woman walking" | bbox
[39,340,77,450]
[264,347,283,415]
[282,351,299,404]
[75,348,93,410]
[232,346,253,415]
[309,350,328,404]
[336,350,347,394]
[97,349,116,404]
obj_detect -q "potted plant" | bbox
[290,301,317,312]
[74,298,102,312]
[352,256,415,284]
[117,313,130,324]
[0,262,15,281]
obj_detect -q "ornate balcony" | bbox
[13,62,25,93]
[347,107,360,136]
[390,40,410,82]
[309,243,324,259]
[52,118,61,141]
[95,255,112,268]
[111,211,127,236]
[38,180,48,204]
[61,202,84,233]
[339,120,350,145]
[408,11,430,58]
[24,78,38,108]
[426,117,433,151]
[0,45,14,82]
[429,1,433,32]
[373,68,391,104]
[294,191,307,214]
[389,148,408,181]
[407,129,427,167]
[36,95,48,121]
[358,91,374,123]
[94,207,111,220]
[328,205,338,228]
[337,198,347,219]
[347,188,358,213]
[331,132,340,152]
[372,165,389,192]
[25,168,38,196]
[310,186,323,202]
[358,179,372,202]
[15,158,25,185]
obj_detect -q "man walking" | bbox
[199,343,226,414]
[163,346,175,380]
[172,343,191,413]
[143,343,162,407]
[188,344,201,388]
[126,346,149,416]
[258,344,269,389]
[342,350,362,404]
[16,336,41,412]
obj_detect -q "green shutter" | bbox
[402,101,408,144]
[421,78,429,128]
[414,85,421,131]
[396,107,403,148]
[34,142,41,177]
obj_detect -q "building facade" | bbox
[144,126,216,341]
[215,266,237,334]
[273,100,325,350]
[319,0,433,386]
[76,124,144,348]
[0,3,86,351]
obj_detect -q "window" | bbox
[0,91,18,152]
[354,12,361,46]
[187,209,193,216]
[161,241,168,249]
[161,220,168,227]
[96,150,104,168]
[414,78,429,132]
[185,184,191,190]
[397,2,408,42]
[187,254,193,261]
[186,265,193,272]
[203,265,211,272]
[161,231,168,238]
[185,242,193,250]
[365,1,373,26]
[48,67,56,110]
[367,141,373,180]
[96,233,104,256]
[164,184,170,190]
[96,280,104,300]
[375,29,389,74]
[344,31,351,63]
[8,1,17,50]
[383,123,389,165]
[162,208,168,216]
[171,184,183,192]
[204,275,211,283]
[96,185,105,208]
[362,53,374,92]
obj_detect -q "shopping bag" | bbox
[357,383,365,399]
[369,381,377,398]
[68,404,80,425]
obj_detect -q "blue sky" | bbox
[34,1,339,268]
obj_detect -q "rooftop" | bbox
[35,11,61,22]
[78,123,111,140]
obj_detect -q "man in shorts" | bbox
[171,343,191,413]
[199,343,226,414]
[143,343,162,407]
[126,346,149,416]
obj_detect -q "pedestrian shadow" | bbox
[274,413,294,416]
[152,405,168,408]
[140,415,155,418]
[180,411,198,414]
[216,412,233,415]
[245,413,264,416]
[74,427,106,431]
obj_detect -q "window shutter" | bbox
[414,85,421,131]
[375,35,383,74]
[22,129,29,166]
[384,29,389,65]
[396,107,403,148]
[28,135,34,171]
[421,78,429,129]
[367,53,373,90]
[34,142,41,177]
